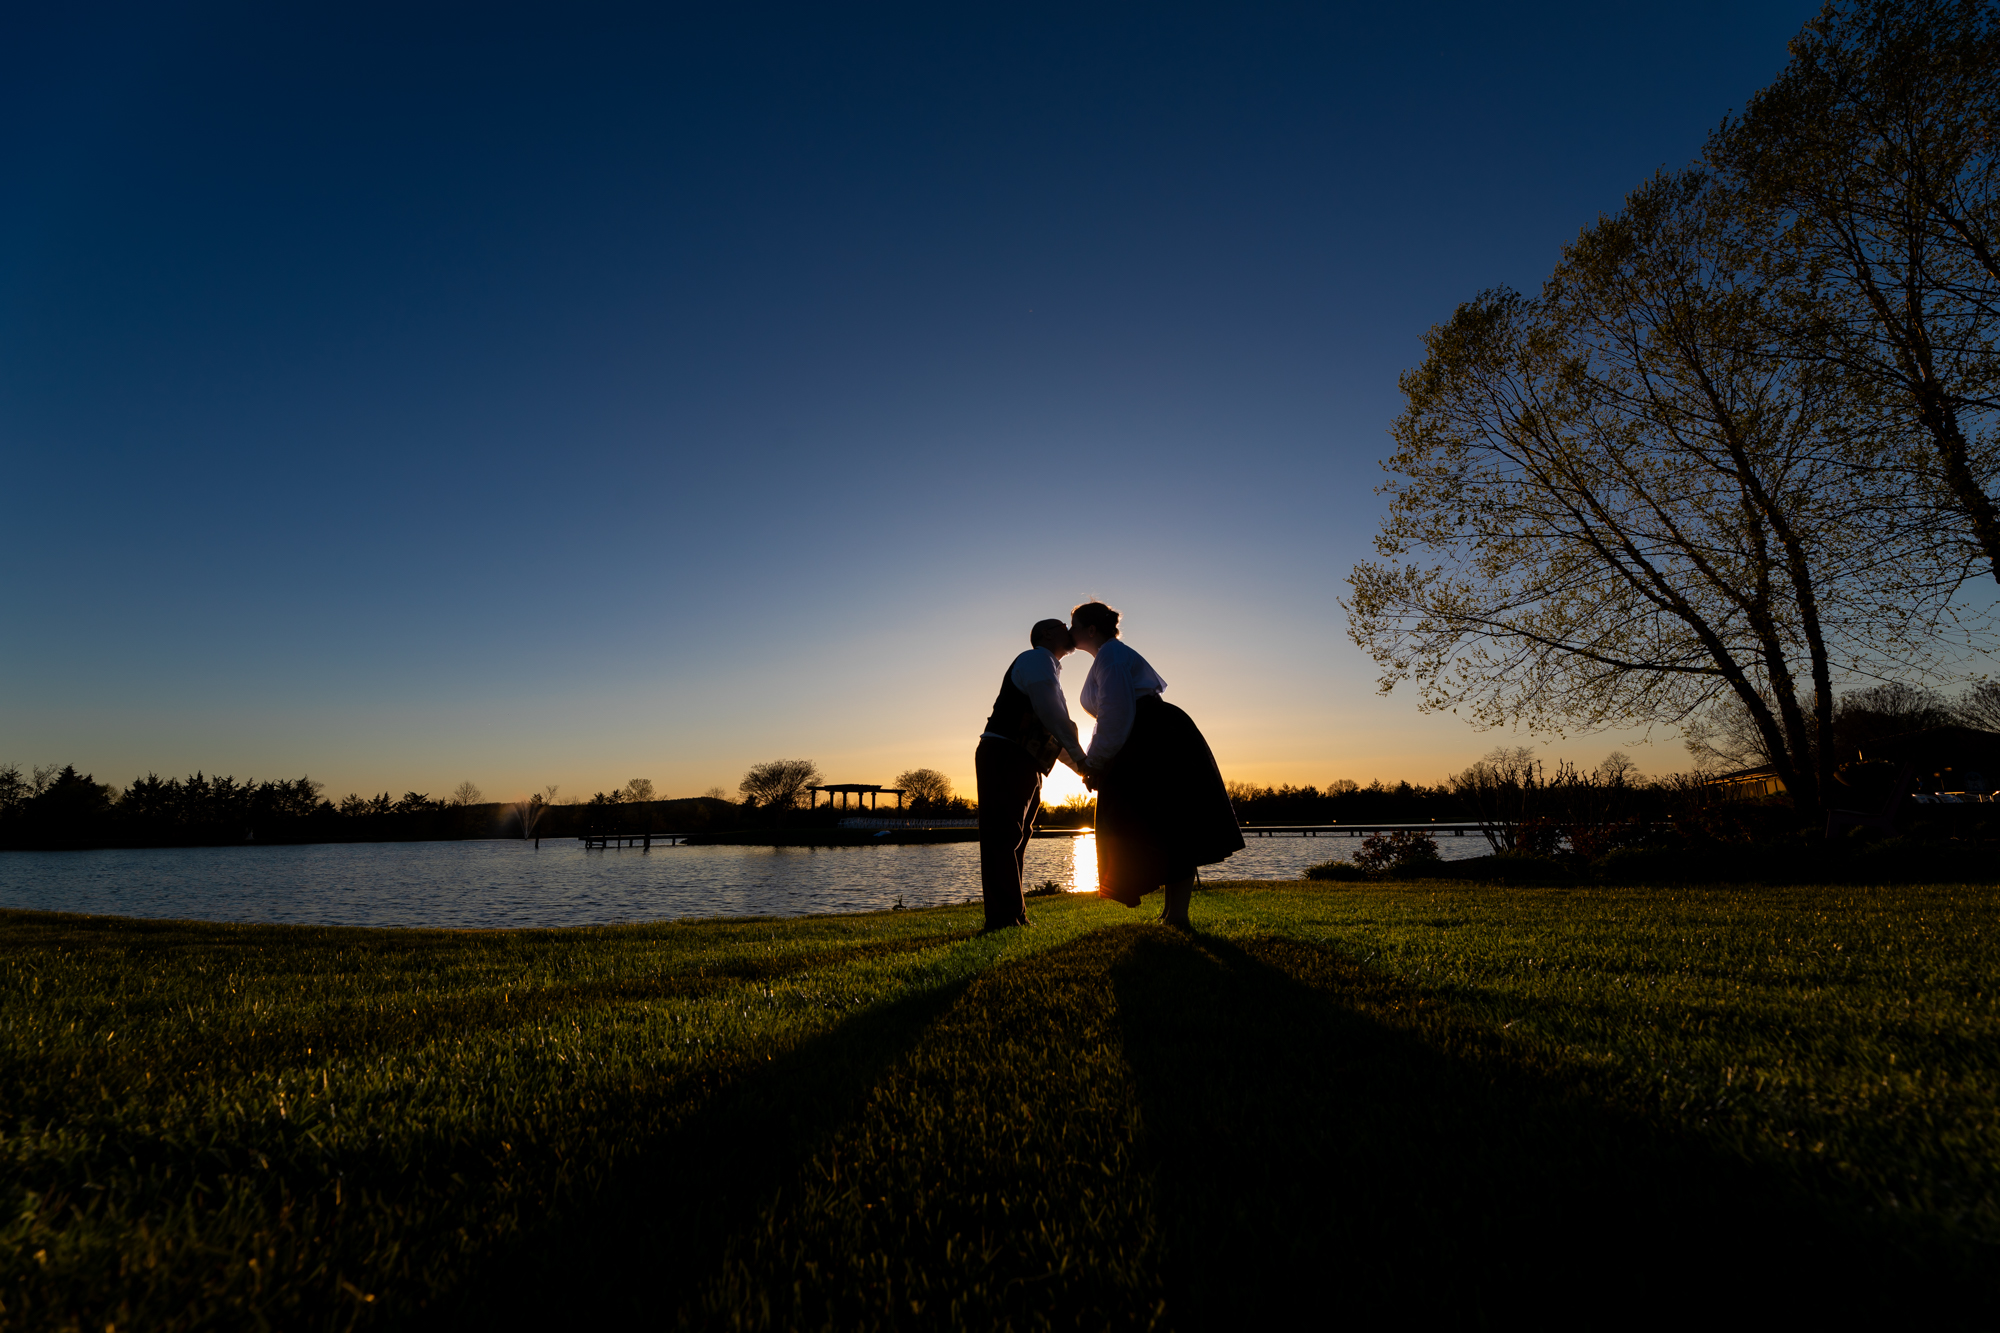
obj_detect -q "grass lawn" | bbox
[2,880,1996,1329]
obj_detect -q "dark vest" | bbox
[985,664,1064,775]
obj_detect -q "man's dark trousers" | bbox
[975,737,1041,928]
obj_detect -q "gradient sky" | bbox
[2,1,1823,807]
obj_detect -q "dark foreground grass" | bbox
[3,881,1997,1328]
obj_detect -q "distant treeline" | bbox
[1226,780,1473,825]
[2,756,1741,852]
[0,765,745,852]
[0,761,1650,851]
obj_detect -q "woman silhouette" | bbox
[1071,600,1243,927]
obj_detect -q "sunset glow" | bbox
[1,4,1793,811]
[1039,763,1092,807]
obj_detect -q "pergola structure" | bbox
[807,783,905,811]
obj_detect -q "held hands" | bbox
[1058,724,1098,788]
[1062,724,1088,775]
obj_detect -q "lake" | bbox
[0,831,1495,929]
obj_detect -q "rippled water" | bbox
[0,831,1493,929]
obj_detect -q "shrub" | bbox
[1304,860,1369,882]
[1353,829,1442,876]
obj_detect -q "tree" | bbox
[1710,0,2000,582]
[1347,168,1974,821]
[1055,793,1096,819]
[1597,750,1641,783]
[1223,780,1267,806]
[892,768,951,810]
[24,766,114,844]
[738,759,822,811]
[1958,679,2000,729]
[1447,748,1548,853]
[1447,747,1644,856]
[0,764,27,819]
[1689,679,1968,771]
[1839,680,1961,752]
[449,781,483,807]
[619,778,656,803]
[702,787,727,801]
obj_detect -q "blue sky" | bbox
[1,1,1821,805]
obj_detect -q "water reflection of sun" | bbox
[1068,832,1098,894]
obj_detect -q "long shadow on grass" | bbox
[442,952,984,1328]
[1112,928,1989,1328]
[675,928,1173,1331]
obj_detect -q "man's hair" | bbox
[1070,600,1120,639]
[1030,618,1073,650]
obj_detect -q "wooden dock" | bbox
[579,831,686,849]
[577,825,1491,847]
[1027,824,1488,839]
[1240,823,1490,838]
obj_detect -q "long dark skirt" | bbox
[1096,695,1245,905]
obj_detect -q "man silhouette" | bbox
[975,618,1090,929]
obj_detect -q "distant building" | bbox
[806,783,905,811]
[1706,766,1787,800]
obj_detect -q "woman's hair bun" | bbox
[1070,600,1121,638]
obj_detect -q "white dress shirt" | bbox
[1080,638,1167,768]
[980,648,1085,766]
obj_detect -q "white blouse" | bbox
[1079,638,1167,767]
